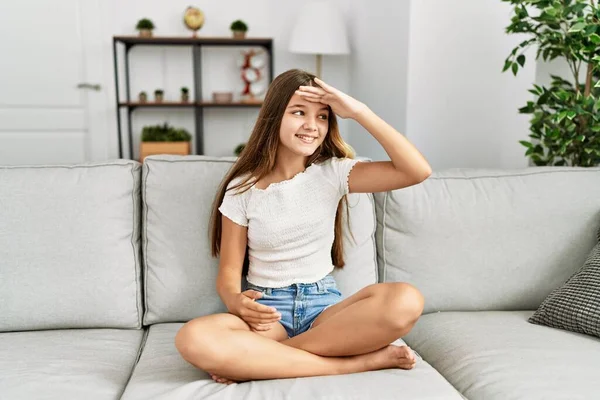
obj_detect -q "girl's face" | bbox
[278,93,330,158]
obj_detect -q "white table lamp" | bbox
[288,1,350,78]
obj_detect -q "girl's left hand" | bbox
[296,77,368,120]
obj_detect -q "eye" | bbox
[291,110,328,120]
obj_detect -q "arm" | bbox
[296,78,432,194]
[347,107,432,193]
[216,215,248,312]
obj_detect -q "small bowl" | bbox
[213,92,233,103]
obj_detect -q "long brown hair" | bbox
[209,69,355,274]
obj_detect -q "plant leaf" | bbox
[568,22,586,33]
[519,140,534,148]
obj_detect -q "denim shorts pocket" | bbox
[324,281,342,297]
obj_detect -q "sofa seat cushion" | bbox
[121,323,464,400]
[0,328,144,400]
[404,311,600,400]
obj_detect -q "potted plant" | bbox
[234,143,246,156]
[138,91,148,103]
[136,18,155,37]
[181,87,190,103]
[154,89,164,103]
[140,123,192,162]
[503,0,600,167]
[230,20,248,39]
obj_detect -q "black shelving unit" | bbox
[112,36,274,160]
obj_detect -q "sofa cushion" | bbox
[141,155,378,325]
[529,225,600,338]
[0,160,144,332]
[404,311,600,400]
[0,328,144,399]
[121,323,464,400]
[375,167,600,314]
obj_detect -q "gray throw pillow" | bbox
[528,226,600,338]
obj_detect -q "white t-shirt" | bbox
[218,157,361,288]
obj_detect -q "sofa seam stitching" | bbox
[117,328,150,400]
[0,161,137,170]
[143,163,150,326]
[130,164,142,328]
[425,169,600,180]
[382,191,388,283]
[368,192,379,283]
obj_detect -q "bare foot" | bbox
[362,345,417,371]
[209,372,237,385]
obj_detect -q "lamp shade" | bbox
[288,1,350,55]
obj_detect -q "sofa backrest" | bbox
[141,155,377,325]
[375,167,600,314]
[0,160,143,332]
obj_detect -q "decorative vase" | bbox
[233,31,246,39]
[181,93,190,103]
[139,29,153,38]
[139,93,147,103]
[155,93,164,103]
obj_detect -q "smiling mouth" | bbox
[295,134,316,144]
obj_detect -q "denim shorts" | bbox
[244,274,343,338]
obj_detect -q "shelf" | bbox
[113,36,273,47]
[119,102,195,108]
[119,101,263,108]
[113,35,274,159]
[199,101,263,108]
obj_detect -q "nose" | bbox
[303,121,317,131]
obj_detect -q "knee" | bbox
[380,283,424,330]
[175,319,205,359]
[175,318,222,370]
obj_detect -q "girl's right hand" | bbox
[229,290,281,331]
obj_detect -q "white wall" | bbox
[344,0,412,161]
[404,0,537,169]
[1,0,563,168]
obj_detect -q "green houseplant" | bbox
[502,0,600,166]
[136,18,155,37]
[154,89,164,103]
[234,143,246,156]
[181,87,190,103]
[138,91,148,103]
[141,123,191,142]
[230,20,248,39]
[140,123,192,162]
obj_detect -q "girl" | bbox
[175,69,432,384]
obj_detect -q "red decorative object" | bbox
[239,49,267,103]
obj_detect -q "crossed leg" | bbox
[282,282,424,356]
[179,282,424,384]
